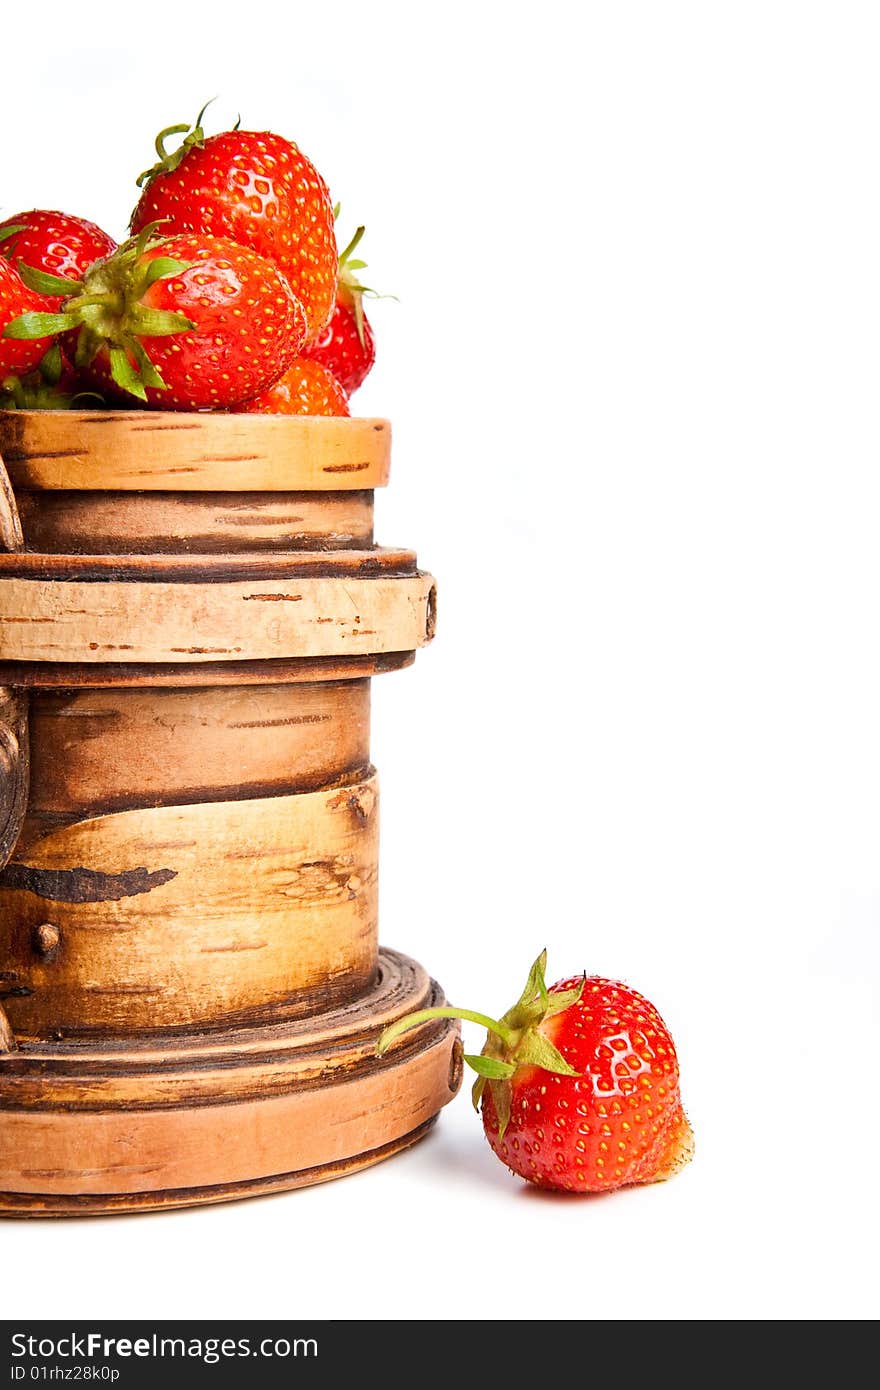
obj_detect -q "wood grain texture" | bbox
[0,1051,450,1196]
[17,489,374,554]
[0,568,436,664]
[0,949,455,1107]
[0,546,415,580]
[27,680,370,815]
[0,651,414,689]
[0,1121,440,1216]
[0,413,449,1212]
[0,950,461,1215]
[0,773,380,1036]
[0,1004,14,1054]
[0,451,25,1052]
[0,453,24,551]
[0,413,391,492]
[0,688,29,870]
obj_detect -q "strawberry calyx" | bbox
[3,224,196,402]
[376,950,585,1139]
[337,224,370,346]
[0,370,69,410]
[0,373,101,411]
[1,345,104,411]
[334,220,388,349]
[135,99,217,190]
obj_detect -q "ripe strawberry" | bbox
[6,226,307,410]
[131,109,337,344]
[234,358,349,417]
[302,225,375,394]
[0,259,55,378]
[0,210,116,310]
[378,951,693,1194]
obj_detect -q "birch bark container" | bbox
[0,411,460,1216]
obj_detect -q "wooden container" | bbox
[0,412,459,1215]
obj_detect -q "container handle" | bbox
[0,448,23,551]
[0,448,27,1053]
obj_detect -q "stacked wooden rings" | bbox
[0,411,460,1216]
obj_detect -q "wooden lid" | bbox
[0,411,391,492]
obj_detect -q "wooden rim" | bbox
[0,413,391,492]
[0,652,415,688]
[0,567,436,663]
[0,950,462,1214]
[0,1120,439,1217]
[0,948,447,1102]
[0,546,415,581]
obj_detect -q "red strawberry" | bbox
[131,109,337,344]
[303,225,375,394]
[0,259,55,378]
[7,226,307,410]
[234,358,349,417]
[0,210,116,309]
[378,951,693,1194]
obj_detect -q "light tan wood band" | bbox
[0,569,436,663]
[0,413,391,492]
[0,773,380,1036]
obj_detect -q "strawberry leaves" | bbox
[465,1054,517,1079]
[2,225,198,402]
[474,953,584,1139]
[377,951,587,1141]
[16,263,82,299]
[135,99,214,190]
[3,312,78,339]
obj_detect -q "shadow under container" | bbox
[0,411,460,1216]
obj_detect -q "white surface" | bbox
[2,0,878,1322]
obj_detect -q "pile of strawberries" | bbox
[0,108,375,417]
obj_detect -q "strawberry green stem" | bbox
[154,123,195,163]
[338,225,366,266]
[377,1007,517,1055]
[377,954,587,1142]
[65,292,122,313]
[135,103,214,190]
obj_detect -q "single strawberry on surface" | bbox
[0,210,116,309]
[303,224,376,394]
[234,358,349,417]
[6,225,307,410]
[131,108,337,344]
[378,951,693,1194]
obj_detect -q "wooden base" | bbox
[0,1120,441,1218]
[0,950,461,1217]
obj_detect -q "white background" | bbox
[2,0,878,1321]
